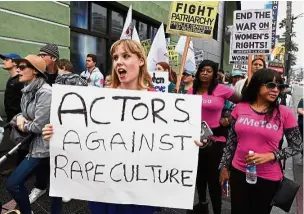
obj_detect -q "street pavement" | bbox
[0,85,303,214]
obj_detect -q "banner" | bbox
[175,36,196,72]
[149,71,169,92]
[141,39,151,56]
[270,1,279,49]
[120,5,140,43]
[229,30,248,64]
[147,23,169,72]
[168,45,179,66]
[166,1,219,38]
[49,85,201,209]
[232,9,272,55]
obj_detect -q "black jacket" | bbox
[45,72,58,86]
[4,74,24,122]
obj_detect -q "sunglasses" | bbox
[262,82,285,90]
[17,64,29,71]
[183,73,194,77]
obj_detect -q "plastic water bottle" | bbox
[246,150,257,184]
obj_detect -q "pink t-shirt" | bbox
[231,103,298,181]
[188,84,235,128]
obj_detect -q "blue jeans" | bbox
[6,157,48,214]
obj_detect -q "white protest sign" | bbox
[232,9,272,55]
[229,30,248,64]
[149,71,169,93]
[49,84,201,209]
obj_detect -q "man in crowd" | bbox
[0,53,23,123]
[28,44,60,204]
[80,54,104,87]
[38,43,60,85]
[0,53,25,175]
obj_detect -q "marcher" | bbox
[278,84,293,108]
[42,40,159,214]
[155,61,177,93]
[50,59,87,214]
[188,60,241,214]
[6,55,52,214]
[80,54,104,87]
[104,74,112,88]
[0,53,25,175]
[219,69,303,214]
[38,44,60,86]
[234,58,266,96]
[28,44,60,204]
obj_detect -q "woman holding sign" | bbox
[6,55,52,214]
[42,40,158,214]
[219,69,302,214]
[189,60,241,214]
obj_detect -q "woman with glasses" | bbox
[219,69,302,214]
[188,60,241,214]
[234,58,266,96]
[6,55,52,214]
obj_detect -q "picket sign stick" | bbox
[247,55,253,84]
[175,36,191,93]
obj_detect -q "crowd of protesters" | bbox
[0,40,303,214]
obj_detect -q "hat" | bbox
[183,69,195,76]
[232,70,244,77]
[16,55,47,79]
[39,44,59,59]
[0,53,21,60]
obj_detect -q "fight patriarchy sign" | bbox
[232,9,272,54]
[167,1,218,38]
[49,84,201,209]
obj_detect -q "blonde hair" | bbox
[110,39,152,89]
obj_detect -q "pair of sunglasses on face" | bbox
[17,64,34,71]
[183,73,194,77]
[263,82,285,90]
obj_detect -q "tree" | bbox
[279,16,299,66]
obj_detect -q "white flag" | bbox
[147,23,169,72]
[175,36,196,72]
[120,5,140,43]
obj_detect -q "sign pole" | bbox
[175,36,191,93]
[247,55,253,84]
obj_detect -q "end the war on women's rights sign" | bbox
[49,84,201,209]
[232,9,272,55]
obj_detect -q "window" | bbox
[111,11,124,38]
[138,21,148,40]
[71,2,88,29]
[91,4,107,34]
[149,26,158,41]
[70,32,107,75]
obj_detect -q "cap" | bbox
[0,53,21,60]
[16,55,47,79]
[39,44,59,59]
[183,69,195,76]
[231,70,244,77]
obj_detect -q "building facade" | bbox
[0,1,240,118]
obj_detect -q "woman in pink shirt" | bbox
[187,60,241,214]
[219,69,303,214]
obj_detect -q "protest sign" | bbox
[141,39,151,56]
[166,1,218,38]
[271,1,279,49]
[149,71,169,93]
[168,45,179,66]
[49,84,201,209]
[229,32,248,64]
[232,9,272,55]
